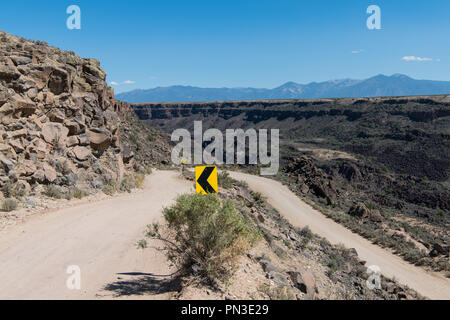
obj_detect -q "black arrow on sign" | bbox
[197,166,216,194]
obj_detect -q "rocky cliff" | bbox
[0,31,169,197]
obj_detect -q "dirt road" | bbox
[229,171,450,300]
[1,170,449,300]
[0,170,193,300]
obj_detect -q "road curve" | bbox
[229,171,450,300]
[1,169,448,300]
[0,170,193,300]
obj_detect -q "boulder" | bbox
[47,68,70,95]
[66,136,79,147]
[348,203,371,219]
[287,271,316,299]
[259,259,279,273]
[429,243,449,257]
[17,160,36,177]
[72,146,91,161]
[78,133,90,146]
[0,143,17,160]
[0,64,20,81]
[26,142,47,160]
[10,55,32,66]
[8,128,27,139]
[0,102,14,114]
[339,162,362,182]
[41,123,69,145]
[0,154,14,172]
[32,170,46,184]
[48,109,65,123]
[300,184,309,194]
[284,156,338,204]
[9,139,24,153]
[89,129,111,151]
[65,120,81,136]
[42,163,57,182]
[13,96,36,116]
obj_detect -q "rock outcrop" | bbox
[0,31,168,195]
[284,156,338,205]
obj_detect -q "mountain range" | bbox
[116,74,450,103]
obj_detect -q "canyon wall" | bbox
[0,31,163,195]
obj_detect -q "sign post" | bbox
[195,166,218,195]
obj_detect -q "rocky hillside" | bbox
[133,97,450,274]
[0,31,170,202]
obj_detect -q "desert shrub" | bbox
[274,246,287,259]
[283,239,293,249]
[2,198,18,212]
[2,180,26,199]
[120,175,136,193]
[103,180,117,196]
[129,133,138,146]
[142,194,261,283]
[298,226,314,248]
[135,142,142,151]
[250,191,265,205]
[66,187,89,200]
[299,226,314,240]
[138,166,153,175]
[218,171,234,189]
[44,185,63,199]
[73,188,88,199]
[325,249,347,275]
[259,284,295,300]
[134,173,145,189]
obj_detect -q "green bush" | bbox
[2,198,18,212]
[325,250,347,275]
[218,171,234,189]
[44,185,63,199]
[143,194,261,283]
[120,175,136,193]
[298,226,314,248]
[250,191,265,205]
[65,187,89,200]
[129,133,138,146]
[134,173,145,189]
[259,284,295,300]
[2,180,26,199]
[103,180,118,196]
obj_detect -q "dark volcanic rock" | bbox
[284,156,338,205]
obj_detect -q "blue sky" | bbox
[0,0,448,93]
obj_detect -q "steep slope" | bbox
[0,31,170,201]
[228,171,450,300]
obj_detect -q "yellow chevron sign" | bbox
[195,166,218,195]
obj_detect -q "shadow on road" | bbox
[104,273,182,297]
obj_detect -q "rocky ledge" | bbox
[0,31,147,199]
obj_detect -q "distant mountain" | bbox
[116,74,450,103]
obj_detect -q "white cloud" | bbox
[401,56,433,62]
[352,49,364,54]
[110,80,136,86]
